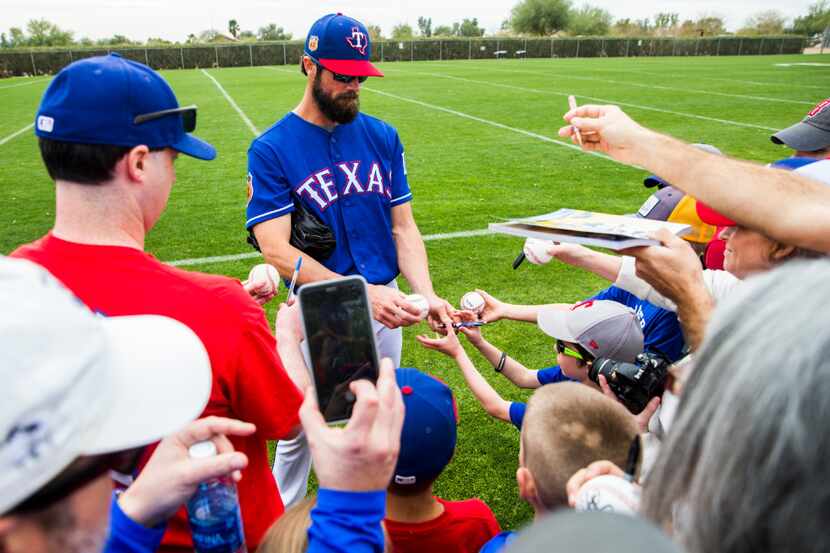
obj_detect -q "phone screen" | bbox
[299,277,380,423]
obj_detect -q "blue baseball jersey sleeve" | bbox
[590,285,686,362]
[246,112,411,285]
[536,364,574,386]
[508,402,526,430]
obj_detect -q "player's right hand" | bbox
[368,284,423,329]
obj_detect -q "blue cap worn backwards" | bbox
[34,53,216,160]
[304,13,383,78]
[393,368,458,486]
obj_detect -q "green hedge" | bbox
[0,36,807,77]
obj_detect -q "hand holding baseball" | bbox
[243,263,280,306]
[368,284,422,329]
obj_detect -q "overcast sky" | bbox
[2,0,818,42]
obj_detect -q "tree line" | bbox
[2,1,828,50]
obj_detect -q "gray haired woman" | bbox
[642,259,830,553]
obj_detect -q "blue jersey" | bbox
[246,112,412,285]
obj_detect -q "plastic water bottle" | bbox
[186,441,248,553]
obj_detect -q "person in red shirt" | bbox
[12,53,303,550]
[385,368,500,553]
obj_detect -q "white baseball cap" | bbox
[0,257,212,514]
[538,300,643,362]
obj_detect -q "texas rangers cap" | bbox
[508,511,682,553]
[643,143,723,188]
[538,300,644,362]
[0,257,211,515]
[771,98,830,152]
[636,186,716,244]
[34,53,216,160]
[393,368,457,486]
[304,13,383,77]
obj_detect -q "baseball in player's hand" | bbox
[559,104,651,165]
[243,263,280,306]
[368,284,423,329]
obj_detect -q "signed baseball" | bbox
[574,475,640,516]
[523,238,555,265]
[404,293,430,320]
[247,263,280,295]
[460,291,485,314]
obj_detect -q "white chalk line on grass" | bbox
[363,86,623,163]
[0,123,34,146]
[0,78,49,90]
[485,59,830,91]
[513,60,830,91]
[200,69,260,136]
[429,62,816,106]
[390,68,778,132]
[167,228,492,267]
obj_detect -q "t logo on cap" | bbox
[346,27,367,55]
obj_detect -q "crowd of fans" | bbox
[3,11,830,553]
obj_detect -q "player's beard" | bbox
[313,71,360,124]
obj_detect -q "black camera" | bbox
[588,352,670,414]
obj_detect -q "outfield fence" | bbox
[0,36,807,77]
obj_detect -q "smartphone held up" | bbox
[298,276,381,424]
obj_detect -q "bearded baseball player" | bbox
[245,13,453,506]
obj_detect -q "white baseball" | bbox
[404,294,430,320]
[247,263,280,295]
[523,238,555,265]
[574,475,640,516]
[460,291,485,314]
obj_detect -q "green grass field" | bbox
[2,53,828,530]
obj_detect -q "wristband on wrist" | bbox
[496,352,507,373]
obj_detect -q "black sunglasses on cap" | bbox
[315,62,367,84]
[134,105,198,133]
[6,447,144,515]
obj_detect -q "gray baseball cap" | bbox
[771,98,830,152]
[538,300,644,362]
[506,510,682,553]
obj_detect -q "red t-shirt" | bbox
[13,234,303,550]
[385,497,501,553]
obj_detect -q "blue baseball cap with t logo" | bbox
[304,13,383,78]
[34,53,216,160]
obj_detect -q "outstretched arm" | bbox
[560,104,830,253]
[417,329,512,423]
[457,324,541,389]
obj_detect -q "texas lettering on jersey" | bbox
[295,160,391,211]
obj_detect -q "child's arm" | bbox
[458,326,541,389]
[476,289,571,324]
[416,329,512,424]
